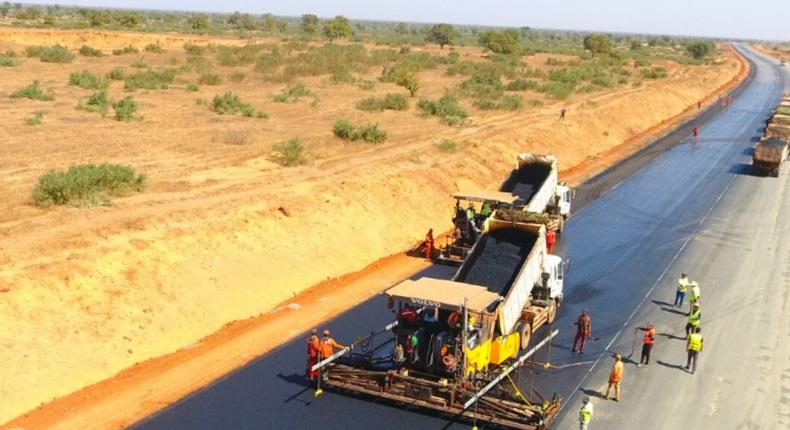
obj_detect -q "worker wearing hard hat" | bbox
[688,281,701,309]
[685,303,702,339]
[604,353,624,401]
[578,396,593,430]
[306,328,321,380]
[320,329,346,360]
[638,323,656,367]
[686,326,704,374]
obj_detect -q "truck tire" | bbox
[517,321,532,350]
[546,300,558,324]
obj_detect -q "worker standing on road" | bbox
[692,126,700,141]
[674,273,690,307]
[546,228,557,254]
[638,323,656,367]
[686,326,704,374]
[579,396,593,430]
[571,309,591,354]
[604,354,624,401]
[685,303,702,338]
[689,281,701,308]
[320,329,346,361]
[306,328,321,380]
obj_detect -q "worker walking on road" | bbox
[689,281,701,309]
[571,309,591,354]
[306,328,321,380]
[675,273,690,307]
[604,353,624,401]
[638,323,656,367]
[579,396,593,430]
[546,228,557,254]
[685,303,702,338]
[686,326,704,374]
[320,329,346,361]
[692,126,700,141]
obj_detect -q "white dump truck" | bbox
[501,154,572,223]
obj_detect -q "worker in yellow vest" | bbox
[685,303,701,338]
[686,326,703,374]
[674,273,690,307]
[578,396,593,430]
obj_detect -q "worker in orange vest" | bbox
[320,329,346,361]
[638,323,656,367]
[571,309,591,354]
[306,328,321,380]
[604,353,623,401]
[546,228,557,254]
[423,228,435,260]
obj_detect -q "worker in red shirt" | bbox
[423,228,434,260]
[546,228,557,254]
[306,328,321,380]
[638,323,656,367]
[571,309,591,354]
[692,126,700,141]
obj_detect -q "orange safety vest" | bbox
[609,361,623,382]
[643,328,655,345]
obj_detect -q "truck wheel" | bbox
[517,321,532,350]
[546,300,558,324]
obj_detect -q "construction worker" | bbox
[692,126,700,141]
[685,303,701,338]
[423,228,434,260]
[578,396,593,430]
[697,99,703,110]
[320,329,346,361]
[405,332,419,363]
[686,326,703,374]
[638,323,656,367]
[674,273,690,307]
[689,281,701,308]
[571,309,591,354]
[480,201,492,218]
[559,107,567,121]
[546,228,557,254]
[306,328,321,380]
[604,353,623,401]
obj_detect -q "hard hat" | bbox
[311,328,318,335]
[646,322,654,329]
[695,327,702,333]
[468,316,477,325]
[691,281,699,286]
[323,329,330,336]
[583,396,590,403]
[614,353,622,360]
[693,303,700,308]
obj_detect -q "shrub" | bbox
[113,96,139,121]
[499,95,524,111]
[394,68,420,97]
[417,94,468,126]
[642,67,668,79]
[528,98,544,107]
[113,46,139,56]
[230,71,245,83]
[211,91,267,118]
[199,73,222,85]
[539,82,575,99]
[332,119,356,140]
[273,83,313,102]
[460,71,504,99]
[426,23,458,49]
[68,70,107,89]
[478,29,520,55]
[545,57,563,66]
[583,35,611,56]
[186,83,199,92]
[0,51,20,67]
[124,69,177,91]
[11,81,55,101]
[686,41,715,60]
[505,79,539,91]
[355,93,409,112]
[79,45,103,57]
[32,163,147,207]
[183,42,205,56]
[144,43,164,54]
[26,44,75,63]
[332,119,387,143]
[357,124,387,143]
[26,112,43,126]
[434,139,458,152]
[106,67,125,80]
[272,138,306,166]
[131,58,148,69]
[77,89,111,116]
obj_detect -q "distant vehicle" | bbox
[753,138,788,177]
[781,58,786,67]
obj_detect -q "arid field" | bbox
[0,26,745,424]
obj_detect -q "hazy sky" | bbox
[29,1,790,41]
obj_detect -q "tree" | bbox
[583,34,611,56]
[188,14,209,32]
[261,13,287,33]
[395,22,409,35]
[686,41,715,60]
[301,13,319,35]
[322,15,352,42]
[395,69,420,97]
[114,12,140,28]
[0,2,11,17]
[630,39,643,50]
[479,29,520,55]
[427,23,458,49]
[228,12,256,30]
[87,10,110,27]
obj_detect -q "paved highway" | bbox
[133,45,787,430]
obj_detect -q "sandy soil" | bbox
[0,27,745,426]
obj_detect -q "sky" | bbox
[27,0,790,41]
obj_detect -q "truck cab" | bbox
[555,184,572,219]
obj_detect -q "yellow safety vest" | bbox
[688,333,703,351]
[688,310,701,326]
[690,286,700,301]
[579,404,592,424]
[677,278,689,292]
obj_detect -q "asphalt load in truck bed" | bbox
[501,162,552,203]
[455,228,538,296]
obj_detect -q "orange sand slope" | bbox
[0,27,745,424]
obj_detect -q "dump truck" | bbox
[753,138,788,177]
[436,154,572,265]
[766,123,790,141]
[313,220,565,429]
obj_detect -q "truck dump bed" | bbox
[454,228,538,296]
[755,138,789,163]
[500,157,553,206]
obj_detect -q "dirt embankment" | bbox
[0,27,746,427]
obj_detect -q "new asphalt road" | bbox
[133,45,788,430]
